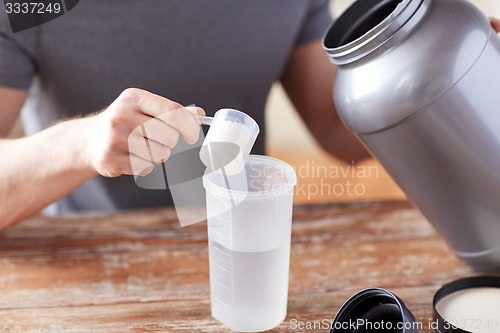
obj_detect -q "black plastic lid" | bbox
[330,288,419,332]
[433,276,500,333]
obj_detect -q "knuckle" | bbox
[104,104,129,132]
[154,147,171,163]
[108,113,124,131]
[107,112,137,136]
[119,88,141,106]
[166,102,183,113]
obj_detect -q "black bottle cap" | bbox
[433,276,500,333]
[330,288,419,332]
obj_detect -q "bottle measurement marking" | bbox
[212,229,230,242]
[215,263,230,273]
[213,244,230,257]
[215,279,230,290]
[213,297,231,308]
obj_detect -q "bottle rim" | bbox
[202,155,297,199]
[323,0,430,65]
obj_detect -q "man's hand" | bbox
[0,87,204,228]
[84,88,205,178]
[491,18,500,33]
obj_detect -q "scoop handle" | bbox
[198,116,214,126]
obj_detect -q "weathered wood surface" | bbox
[0,201,473,332]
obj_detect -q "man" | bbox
[0,2,498,229]
[0,0,370,229]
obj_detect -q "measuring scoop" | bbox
[199,109,259,175]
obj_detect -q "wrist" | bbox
[60,116,99,177]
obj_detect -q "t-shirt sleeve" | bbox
[0,11,36,89]
[295,0,333,45]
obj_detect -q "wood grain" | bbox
[0,201,476,332]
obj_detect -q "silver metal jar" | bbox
[323,0,500,270]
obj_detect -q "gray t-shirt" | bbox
[0,0,332,214]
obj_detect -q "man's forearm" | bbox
[0,117,97,228]
[316,122,371,164]
[0,88,204,229]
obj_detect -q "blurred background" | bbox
[267,0,500,204]
[8,0,500,205]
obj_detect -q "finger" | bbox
[122,89,201,144]
[137,117,180,148]
[127,153,156,176]
[124,88,183,119]
[128,132,171,164]
[491,18,500,33]
[187,106,206,125]
[157,106,201,144]
[185,106,206,118]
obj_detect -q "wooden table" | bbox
[0,201,474,333]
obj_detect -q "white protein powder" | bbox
[435,287,500,333]
[202,120,255,175]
